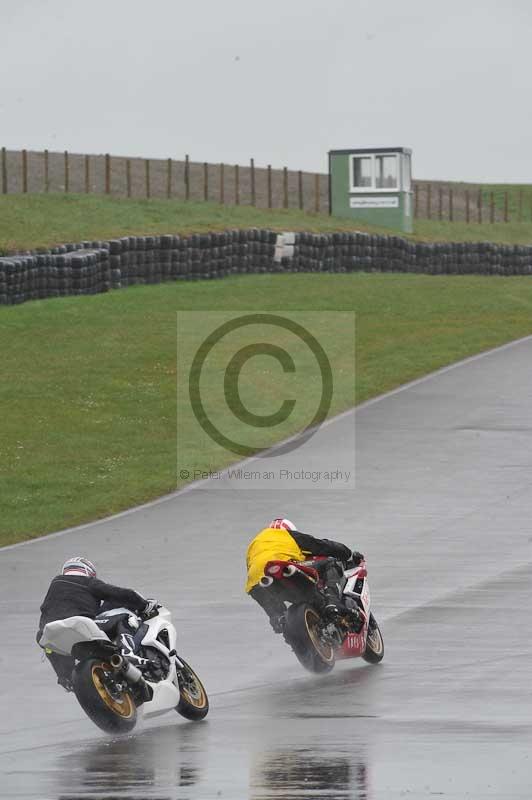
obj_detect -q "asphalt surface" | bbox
[1,337,532,799]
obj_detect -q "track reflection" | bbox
[247,666,375,800]
[250,748,369,800]
[55,722,207,800]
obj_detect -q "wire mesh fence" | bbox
[0,148,330,213]
[2,148,531,224]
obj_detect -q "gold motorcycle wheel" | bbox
[285,603,336,674]
[304,607,335,663]
[91,662,136,719]
[73,658,138,733]
[176,659,210,721]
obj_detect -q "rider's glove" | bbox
[346,550,364,568]
[142,599,160,618]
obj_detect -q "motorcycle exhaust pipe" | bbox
[110,653,125,670]
[282,564,297,577]
[260,576,274,587]
[110,653,144,685]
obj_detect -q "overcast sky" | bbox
[1,0,530,182]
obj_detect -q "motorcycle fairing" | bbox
[338,563,370,658]
[136,607,178,659]
[39,616,112,656]
[116,605,181,718]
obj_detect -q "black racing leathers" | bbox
[37,574,147,635]
[37,575,149,685]
[289,531,352,565]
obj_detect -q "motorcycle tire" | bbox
[73,658,137,733]
[362,613,384,664]
[175,659,209,721]
[285,603,335,674]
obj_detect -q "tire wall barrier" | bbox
[1,230,532,306]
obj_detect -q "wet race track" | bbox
[1,337,531,799]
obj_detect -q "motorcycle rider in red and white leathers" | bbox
[246,518,364,633]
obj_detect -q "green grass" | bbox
[414,219,532,244]
[2,272,532,546]
[0,194,395,254]
[2,193,532,254]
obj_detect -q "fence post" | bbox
[250,158,256,206]
[298,170,303,210]
[477,188,482,224]
[465,189,470,223]
[220,163,224,204]
[126,159,131,198]
[145,159,150,199]
[490,191,495,224]
[1,147,6,194]
[83,154,89,193]
[64,150,69,193]
[426,183,432,219]
[438,185,443,220]
[449,187,453,222]
[283,167,288,208]
[185,155,190,201]
[22,149,28,193]
[43,149,49,193]
[267,165,272,209]
[203,162,208,201]
[167,158,172,199]
[105,153,111,195]
[519,189,523,222]
[314,174,320,213]
[504,191,509,222]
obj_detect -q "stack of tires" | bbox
[1,231,532,307]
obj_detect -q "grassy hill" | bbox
[2,271,532,545]
[2,193,532,255]
[2,192,532,545]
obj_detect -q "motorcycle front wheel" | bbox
[175,659,209,721]
[285,603,335,674]
[73,658,137,733]
[362,613,384,664]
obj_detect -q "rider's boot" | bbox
[323,588,364,633]
[323,587,345,619]
[268,613,286,634]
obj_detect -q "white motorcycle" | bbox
[40,605,209,733]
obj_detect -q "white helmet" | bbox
[62,557,97,578]
[269,518,296,532]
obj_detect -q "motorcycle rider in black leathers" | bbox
[246,518,364,633]
[36,557,158,691]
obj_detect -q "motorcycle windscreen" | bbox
[39,615,111,656]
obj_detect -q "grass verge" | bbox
[2,272,532,546]
[2,194,532,254]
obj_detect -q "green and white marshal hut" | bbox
[328,147,413,232]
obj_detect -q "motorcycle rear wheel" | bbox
[73,658,137,733]
[175,659,209,721]
[362,613,384,664]
[285,603,335,674]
